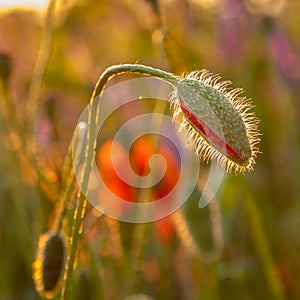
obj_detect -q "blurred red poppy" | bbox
[97,136,180,203]
[129,135,180,201]
[96,140,135,202]
[96,135,179,243]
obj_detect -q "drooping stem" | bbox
[91,64,178,99]
[61,64,178,300]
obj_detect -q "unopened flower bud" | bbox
[170,70,260,173]
[33,232,65,298]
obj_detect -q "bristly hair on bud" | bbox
[170,70,261,174]
[33,232,65,298]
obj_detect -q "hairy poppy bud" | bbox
[170,70,260,173]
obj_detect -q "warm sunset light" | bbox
[1,0,299,299]
[0,0,48,10]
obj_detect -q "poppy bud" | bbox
[170,70,260,173]
[33,232,65,298]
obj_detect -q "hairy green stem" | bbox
[61,64,178,300]
[91,64,178,99]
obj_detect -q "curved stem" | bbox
[61,64,178,300]
[92,64,178,99]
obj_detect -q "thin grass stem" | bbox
[27,0,57,153]
[243,192,285,300]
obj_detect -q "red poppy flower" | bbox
[96,140,135,202]
[97,136,179,243]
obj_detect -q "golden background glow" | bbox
[0,0,48,10]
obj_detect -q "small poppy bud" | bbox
[33,232,65,298]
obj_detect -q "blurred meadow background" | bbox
[1,0,300,299]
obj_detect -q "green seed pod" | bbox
[33,232,65,298]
